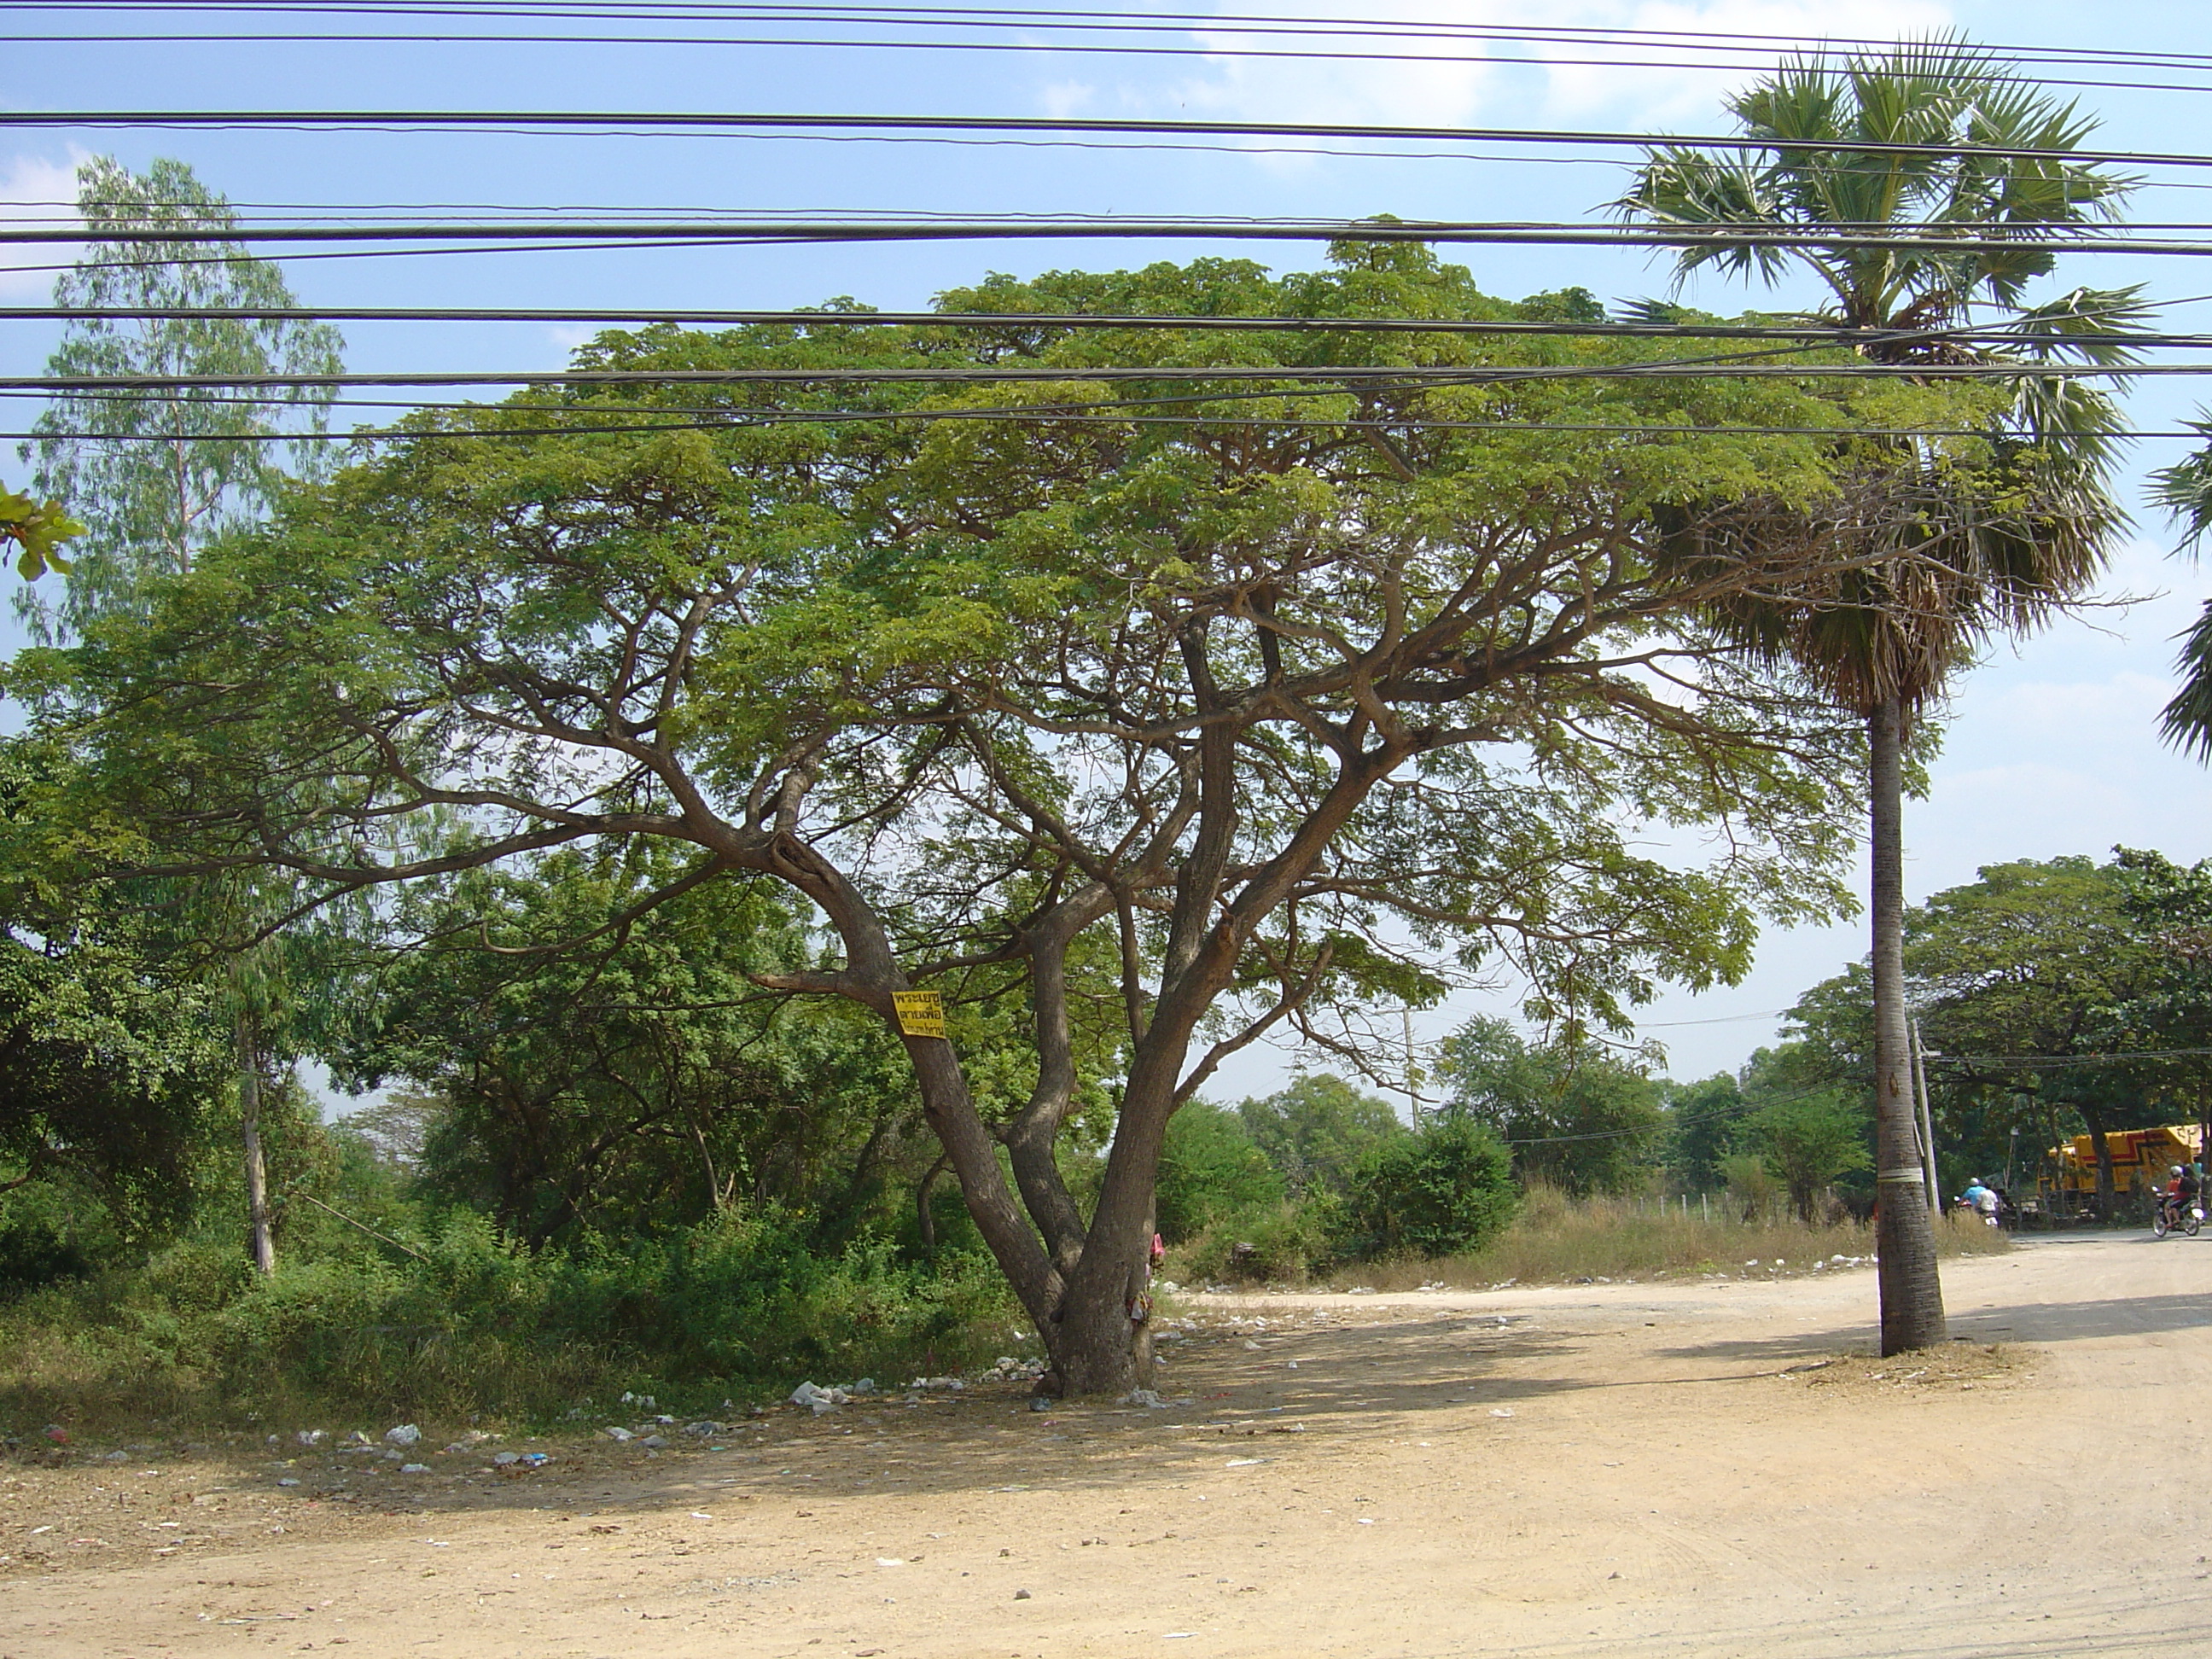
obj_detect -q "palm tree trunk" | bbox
[1869,700,1944,1353]
[238,1011,276,1278]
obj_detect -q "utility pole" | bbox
[1403,1008,1424,1123]
[1910,1017,1941,1213]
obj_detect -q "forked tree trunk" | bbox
[1868,700,1945,1354]
[237,1013,276,1278]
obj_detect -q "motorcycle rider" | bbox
[2162,1164,2202,1230]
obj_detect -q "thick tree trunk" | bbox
[1868,701,1945,1355]
[237,1014,276,1278]
[1046,1065,1173,1397]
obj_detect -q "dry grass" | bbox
[1784,1342,2024,1395]
[1295,1192,2009,1291]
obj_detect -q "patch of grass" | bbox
[1167,1182,2009,1290]
[0,1211,1019,1439]
[1374,1200,2004,1289]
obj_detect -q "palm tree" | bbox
[1616,38,2139,1354]
[2148,446,2212,759]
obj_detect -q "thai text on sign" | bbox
[892,989,946,1038]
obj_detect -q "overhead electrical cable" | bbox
[9,110,2210,172]
[4,305,2192,351]
[25,9,2212,96]
[20,0,2212,79]
[13,364,2193,390]
[32,35,2212,98]
[0,217,2184,259]
[36,416,2212,443]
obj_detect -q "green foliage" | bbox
[1622,38,2137,726]
[0,747,229,1236]
[1660,1072,1752,1190]
[203,1209,1009,1412]
[22,155,345,643]
[0,1209,92,1301]
[324,853,945,1249]
[0,1206,1016,1425]
[0,486,84,581]
[1171,1200,1336,1284]
[1746,1090,1871,1222]
[1438,1016,1665,1195]
[1336,1115,1520,1260]
[1155,1103,1284,1243]
[1235,1074,1406,1197]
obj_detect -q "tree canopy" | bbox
[11,243,2034,1391]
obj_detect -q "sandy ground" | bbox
[3,1232,2210,1657]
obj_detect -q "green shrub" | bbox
[1173,1199,1334,1284]
[0,1206,1018,1429]
[0,1216,91,1301]
[1336,1115,1520,1259]
[1156,1104,1284,1243]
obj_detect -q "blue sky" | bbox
[4,0,2209,1096]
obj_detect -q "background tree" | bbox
[1437,1016,1665,1196]
[1909,855,2167,1218]
[1661,1072,1751,1193]
[1236,1073,1405,1199]
[1154,1103,1284,1243]
[1746,1089,1871,1223]
[324,851,959,1249]
[2104,848,2212,1151]
[1617,38,2140,1352]
[1333,1115,1519,1260]
[19,155,347,1274]
[24,155,344,643]
[19,248,2020,1394]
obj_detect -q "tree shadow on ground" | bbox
[1655,1284,2212,1370]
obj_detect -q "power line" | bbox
[15,0,2212,77]
[0,305,2020,341]
[6,306,2195,352]
[1930,1047,2212,1069]
[2,217,2191,259]
[1,109,2197,171]
[28,38,2212,102]
[13,362,2195,391]
[25,410,2212,444]
[23,11,2212,97]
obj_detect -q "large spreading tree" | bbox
[16,244,2021,1392]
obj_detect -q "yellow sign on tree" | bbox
[891,989,946,1039]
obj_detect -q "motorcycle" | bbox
[2152,1196,2204,1239]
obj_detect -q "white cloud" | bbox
[0,151,82,300]
[1120,0,1953,153]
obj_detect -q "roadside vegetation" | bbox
[12,36,2212,1434]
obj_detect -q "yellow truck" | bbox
[2043,1124,2203,1202]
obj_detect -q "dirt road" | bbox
[5,1233,2209,1657]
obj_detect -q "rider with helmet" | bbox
[2163,1164,2202,1230]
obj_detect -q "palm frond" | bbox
[2163,601,2212,761]
[2151,419,2212,558]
